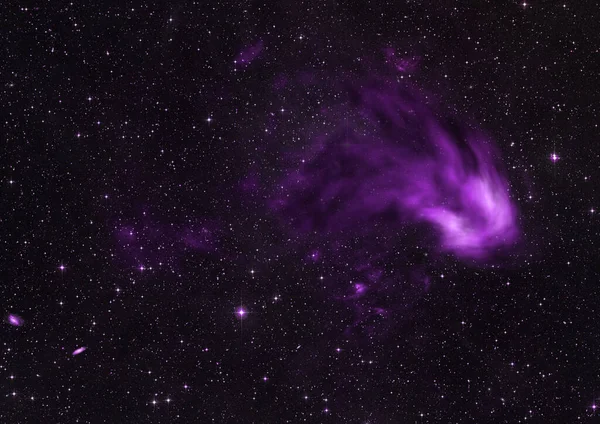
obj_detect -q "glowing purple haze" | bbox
[272,79,519,261]
[383,48,420,73]
[264,75,521,333]
[234,40,264,67]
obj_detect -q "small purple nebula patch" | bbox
[352,283,367,298]
[114,218,219,270]
[234,40,264,67]
[7,313,24,327]
[383,48,420,73]
[307,249,321,263]
[240,169,261,193]
[72,347,87,356]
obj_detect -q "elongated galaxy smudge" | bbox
[72,347,87,356]
[7,313,24,327]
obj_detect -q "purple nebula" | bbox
[350,283,367,298]
[268,77,519,332]
[383,48,420,73]
[114,218,219,269]
[72,347,87,356]
[265,74,520,337]
[272,79,518,260]
[307,249,321,262]
[234,40,264,67]
[181,224,218,252]
[240,168,261,193]
[7,313,24,327]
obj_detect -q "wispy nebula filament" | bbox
[272,79,519,260]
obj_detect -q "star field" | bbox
[2,1,600,423]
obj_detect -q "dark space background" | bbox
[2,1,599,423]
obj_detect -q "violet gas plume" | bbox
[272,79,519,261]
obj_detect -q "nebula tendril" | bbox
[270,78,519,330]
[273,79,518,260]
